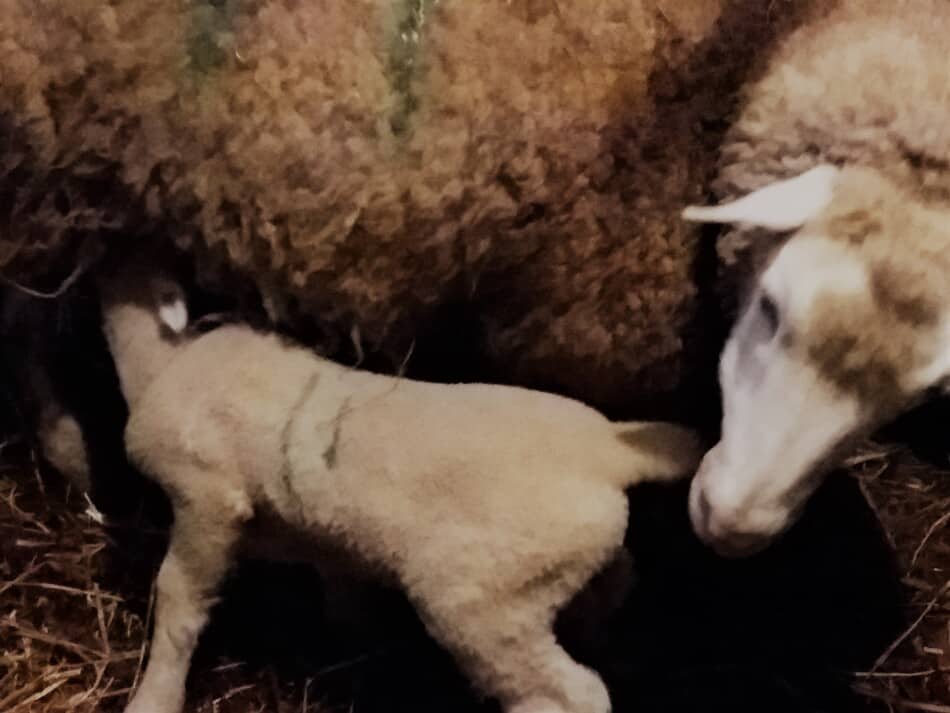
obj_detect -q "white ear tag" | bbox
[159,298,188,334]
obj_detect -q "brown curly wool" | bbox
[0,0,818,416]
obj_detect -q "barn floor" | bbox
[0,435,947,713]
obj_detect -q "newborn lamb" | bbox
[98,253,703,713]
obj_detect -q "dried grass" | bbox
[0,448,141,712]
[0,440,335,713]
[847,444,950,710]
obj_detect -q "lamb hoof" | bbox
[508,670,611,713]
[509,700,571,713]
[509,697,609,713]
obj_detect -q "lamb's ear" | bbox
[152,278,189,334]
[682,164,839,231]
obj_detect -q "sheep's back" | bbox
[283,376,629,574]
[3,0,818,415]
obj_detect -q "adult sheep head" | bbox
[682,164,950,556]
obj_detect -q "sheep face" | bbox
[682,165,950,556]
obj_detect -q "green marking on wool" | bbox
[322,397,351,470]
[388,0,437,136]
[187,0,240,79]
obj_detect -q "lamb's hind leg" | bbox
[413,587,611,713]
[125,488,250,713]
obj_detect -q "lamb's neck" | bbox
[102,302,182,410]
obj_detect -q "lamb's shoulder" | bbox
[152,325,312,399]
[125,325,322,478]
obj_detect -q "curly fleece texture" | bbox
[713,0,950,318]
[0,0,818,416]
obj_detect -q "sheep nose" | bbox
[692,487,771,558]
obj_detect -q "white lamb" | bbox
[96,252,704,713]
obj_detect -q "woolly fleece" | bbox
[1,0,818,414]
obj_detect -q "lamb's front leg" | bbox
[125,490,250,713]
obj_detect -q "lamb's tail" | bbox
[611,421,706,486]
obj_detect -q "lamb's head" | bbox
[683,165,950,556]
[99,261,188,338]
[97,251,191,408]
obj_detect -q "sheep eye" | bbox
[758,292,780,338]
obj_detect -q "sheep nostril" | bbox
[696,489,713,534]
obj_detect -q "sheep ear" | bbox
[159,299,188,334]
[153,279,189,334]
[682,164,839,231]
